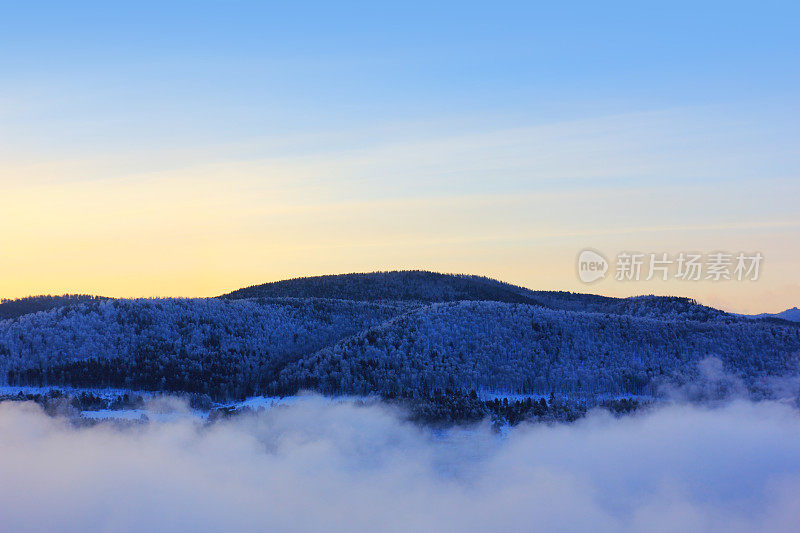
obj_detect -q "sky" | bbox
[1,1,799,312]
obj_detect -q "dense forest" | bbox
[1,297,413,399]
[222,271,731,321]
[0,294,107,320]
[1,272,798,404]
[223,271,539,304]
[274,301,799,397]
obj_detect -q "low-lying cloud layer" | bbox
[1,397,800,532]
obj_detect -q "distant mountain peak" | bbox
[220,270,539,304]
[747,307,800,323]
[220,270,729,322]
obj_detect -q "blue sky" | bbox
[1,1,799,311]
[5,1,798,139]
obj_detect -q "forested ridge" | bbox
[222,271,539,304]
[274,301,799,397]
[221,271,730,321]
[2,271,798,403]
[0,295,107,320]
[1,297,413,398]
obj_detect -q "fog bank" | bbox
[1,398,800,532]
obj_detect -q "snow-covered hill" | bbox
[748,307,800,323]
[1,271,797,402]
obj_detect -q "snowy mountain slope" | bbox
[0,297,414,398]
[0,272,795,401]
[748,307,800,323]
[274,300,800,398]
[222,271,731,321]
